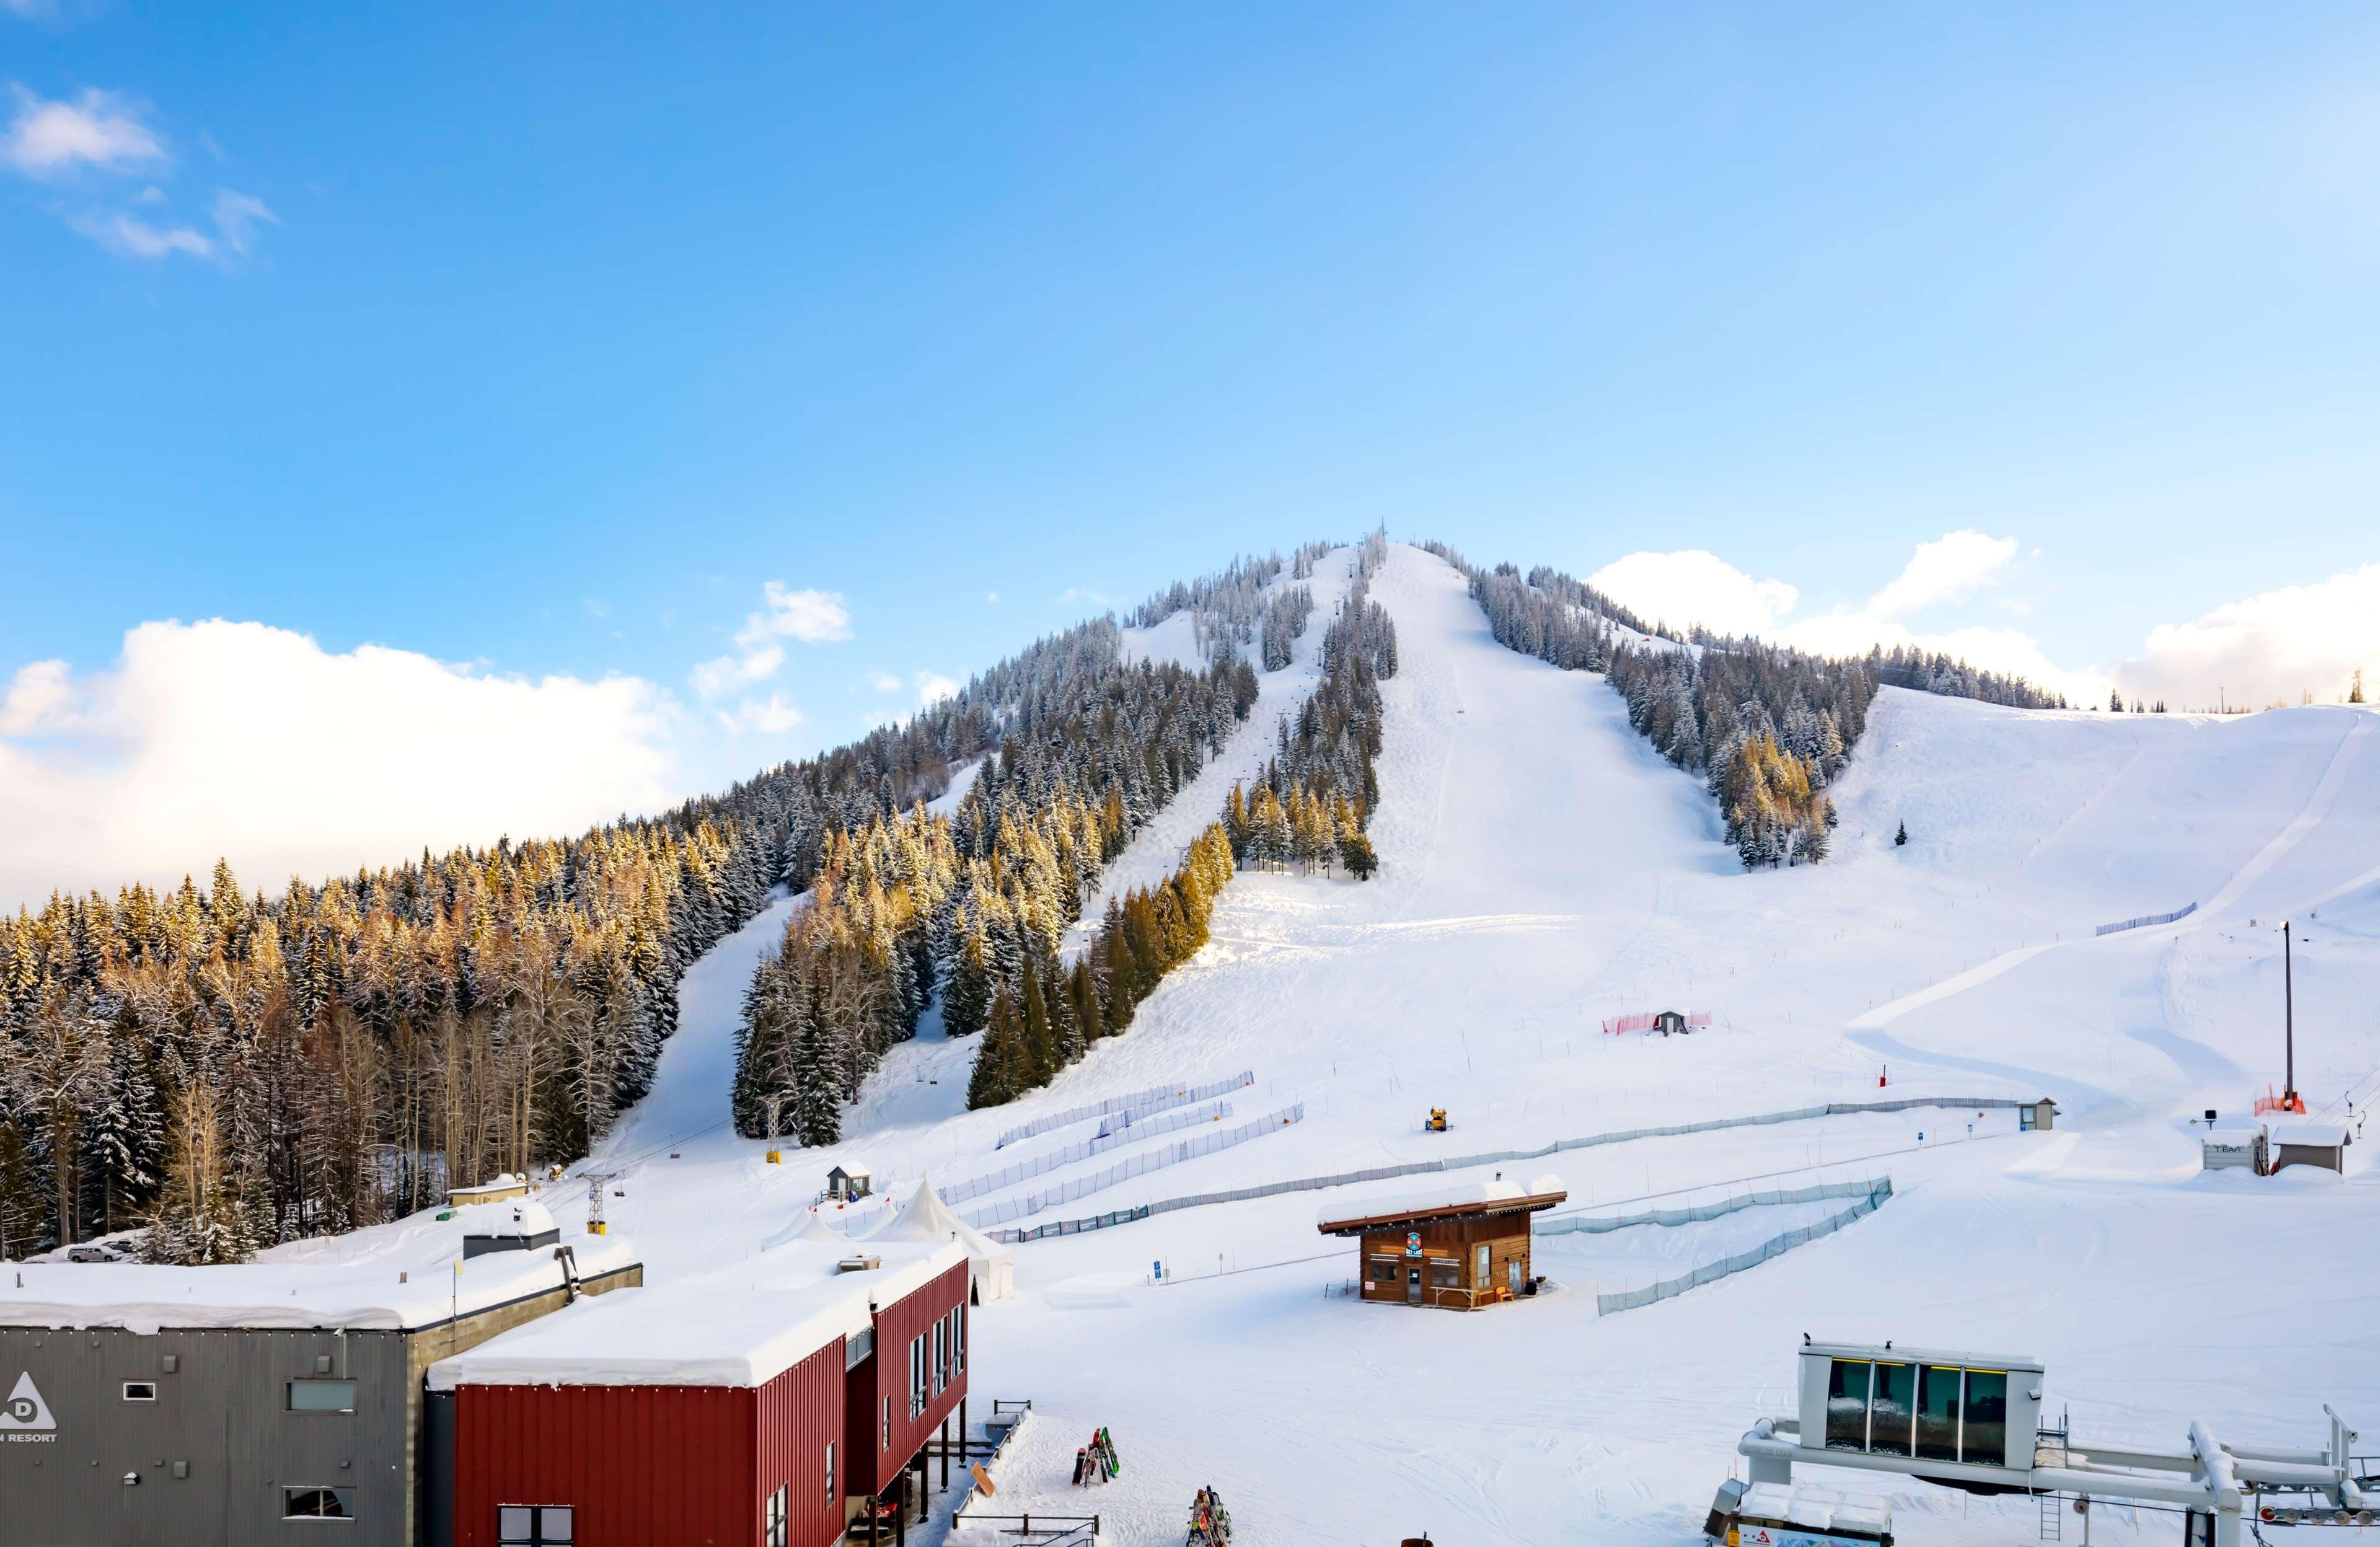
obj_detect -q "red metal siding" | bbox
[450,1338,847,1547]
[755,1340,850,1547]
[858,1262,971,1496]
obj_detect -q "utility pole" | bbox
[2282,921,2301,1113]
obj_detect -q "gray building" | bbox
[1,1219,637,1547]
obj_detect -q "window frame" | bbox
[765,1483,788,1547]
[282,1485,356,1521]
[122,1380,159,1402]
[286,1378,359,1416]
[498,1503,575,1545]
[825,1439,837,1508]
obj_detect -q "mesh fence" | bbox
[994,1071,1255,1149]
[1538,1174,1882,1235]
[941,1101,1236,1206]
[2097,901,2197,937]
[1593,1178,1893,1315]
[992,1095,2019,1242]
[965,1104,1306,1232]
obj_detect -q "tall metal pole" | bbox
[2283,921,2298,1108]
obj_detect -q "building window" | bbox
[953,1306,966,1374]
[1825,1359,1872,1451]
[1915,1365,1963,1462]
[1370,1257,1397,1283]
[1474,1245,1489,1285]
[881,1394,890,1450]
[1870,1362,1915,1457]
[1429,1261,1460,1288]
[286,1379,358,1414]
[909,1332,928,1418]
[765,1484,788,1547]
[845,1326,875,1371]
[499,1505,575,1545]
[283,1486,356,1520]
[1960,1369,2009,1466]
[825,1440,837,1507]
[123,1381,159,1401]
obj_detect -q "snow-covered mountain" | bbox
[96,542,2380,1546]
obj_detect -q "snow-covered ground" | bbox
[164,544,2380,1546]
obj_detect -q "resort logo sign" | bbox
[3,1372,58,1441]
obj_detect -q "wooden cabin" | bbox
[1318,1175,1567,1310]
[828,1161,875,1201]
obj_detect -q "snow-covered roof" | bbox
[830,1159,874,1178]
[1741,1481,1892,1535]
[464,1200,557,1239]
[0,1226,638,1335]
[1316,1173,1567,1232]
[2268,1121,2349,1147]
[428,1238,965,1390]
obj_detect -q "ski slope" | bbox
[350,545,2380,1546]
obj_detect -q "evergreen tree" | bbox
[1895,820,1909,847]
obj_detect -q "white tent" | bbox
[868,1176,1016,1303]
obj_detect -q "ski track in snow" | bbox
[338,545,2378,1547]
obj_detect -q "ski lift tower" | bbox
[584,1172,617,1236]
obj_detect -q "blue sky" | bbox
[5,4,2379,902]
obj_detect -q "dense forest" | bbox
[734,544,1368,1138]
[0,553,1338,1261]
[1225,531,1397,879]
[1869,643,2067,709]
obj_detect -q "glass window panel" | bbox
[287,1379,358,1414]
[1869,1363,1915,1457]
[1960,1370,2009,1466]
[500,1506,532,1543]
[1916,1365,1963,1461]
[1825,1360,1872,1451]
[544,1506,573,1543]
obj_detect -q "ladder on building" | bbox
[2037,1492,2064,1542]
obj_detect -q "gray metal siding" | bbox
[0,1324,412,1547]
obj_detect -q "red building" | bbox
[427,1240,969,1547]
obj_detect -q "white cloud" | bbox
[69,208,214,258]
[692,583,850,700]
[1867,529,2020,619]
[1589,550,1799,637]
[715,692,804,736]
[3,86,165,178]
[1,658,74,734]
[208,187,275,254]
[915,670,959,707]
[1057,586,1116,608]
[2111,563,2380,709]
[743,583,851,646]
[985,591,1001,605]
[0,620,679,909]
[863,671,903,694]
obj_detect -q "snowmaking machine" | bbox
[1424,1108,1449,1133]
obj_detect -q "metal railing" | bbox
[1594,1178,1893,1314]
[994,1073,1253,1148]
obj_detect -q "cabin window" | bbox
[1370,1257,1398,1283]
[123,1381,158,1401]
[826,1440,837,1507]
[909,1333,928,1419]
[499,1505,574,1544]
[954,1306,966,1373]
[1475,1245,1490,1284]
[881,1395,890,1450]
[286,1379,358,1414]
[1916,1365,1963,1461]
[283,1486,355,1520]
[765,1484,789,1547]
[1961,1370,2009,1466]
[1825,1359,1872,1450]
[1430,1261,1460,1288]
[1869,1362,1915,1457]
